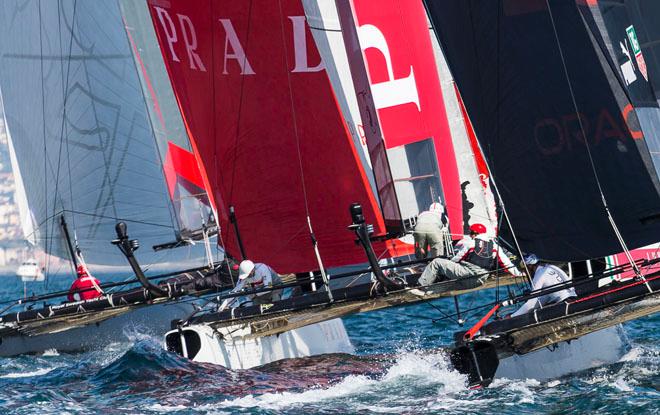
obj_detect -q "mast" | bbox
[59,215,78,271]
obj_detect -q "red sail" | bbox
[349,0,464,236]
[147,0,386,272]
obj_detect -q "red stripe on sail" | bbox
[455,85,491,192]
[163,142,207,200]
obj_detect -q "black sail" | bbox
[424,0,660,261]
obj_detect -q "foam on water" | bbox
[0,367,55,379]
[214,349,468,413]
[0,279,657,414]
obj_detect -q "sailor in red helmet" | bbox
[413,223,523,293]
[67,263,103,302]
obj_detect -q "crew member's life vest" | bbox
[465,238,495,270]
[68,273,102,302]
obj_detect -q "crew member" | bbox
[511,254,576,317]
[413,202,450,259]
[219,260,283,310]
[414,223,523,292]
[67,264,103,302]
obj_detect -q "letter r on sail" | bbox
[357,24,420,111]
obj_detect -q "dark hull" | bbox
[451,275,660,387]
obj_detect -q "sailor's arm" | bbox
[450,238,473,262]
[511,297,539,317]
[219,279,246,311]
[510,269,544,317]
[495,243,523,276]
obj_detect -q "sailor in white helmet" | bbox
[219,260,283,311]
[413,202,450,259]
[511,254,576,317]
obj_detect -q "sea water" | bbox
[0,275,657,414]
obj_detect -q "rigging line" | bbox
[431,301,499,324]
[210,0,219,226]
[277,0,329,282]
[217,230,236,288]
[444,3,532,287]
[423,298,461,323]
[24,209,176,240]
[277,2,311,220]
[119,12,180,235]
[60,209,176,228]
[62,0,79,256]
[544,0,644,282]
[227,0,254,210]
[51,0,79,279]
[38,0,53,285]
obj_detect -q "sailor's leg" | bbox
[455,263,490,289]
[436,260,474,280]
[418,258,455,286]
[427,228,446,258]
[413,231,426,259]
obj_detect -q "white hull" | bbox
[495,325,628,381]
[16,263,45,282]
[166,318,354,369]
[0,301,195,356]
[20,274,45,282]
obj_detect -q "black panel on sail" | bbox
[425,0,660,261]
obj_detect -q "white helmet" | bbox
[429,202,444,214]
[523,254,539,266]
[238,260,256,280]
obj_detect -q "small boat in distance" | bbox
[16,259,44,282]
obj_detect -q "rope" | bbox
[277,0,329,279]
[544,0,645,283]
[226,0,254,213]
[38,0,51,285]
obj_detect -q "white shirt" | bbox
[511,264,576,317]
[219,263,279,311]
[416,210,446,228]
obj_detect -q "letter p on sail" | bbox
[357,24,420,111]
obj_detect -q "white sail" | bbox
[119,0,217,239]
[0,94,37,247]
[304,0,490,231]
[302,0,377,197]
[303,0,434,223]
[0,0,209,270]
[428,29,499,235]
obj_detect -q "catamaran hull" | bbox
[165,318,354,369]
[494,325,628,381]
[0,302,195,356]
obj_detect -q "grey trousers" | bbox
[413,224,447,259]
[418,258,489,290]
